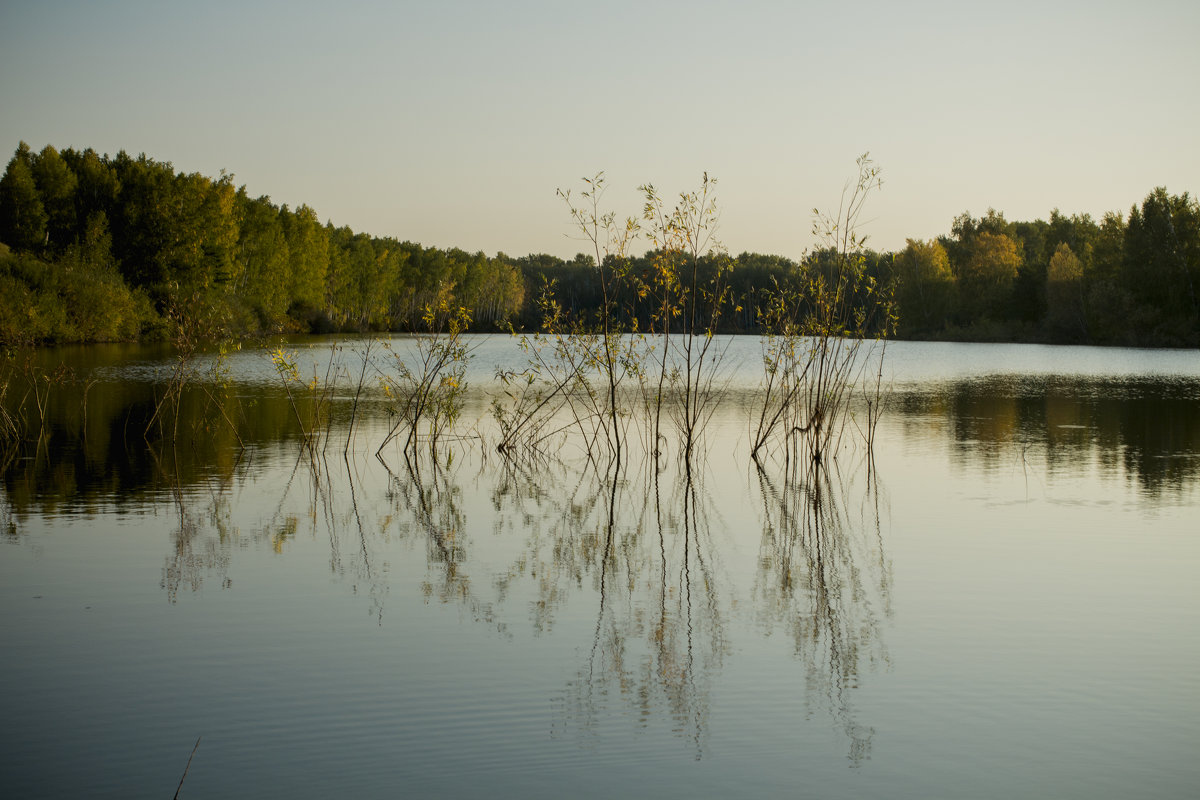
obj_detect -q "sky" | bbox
[2,0,1198,260]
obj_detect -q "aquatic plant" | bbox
[377,291,473,457]
[268,340,341,456]
[343,336,376,454]
[555,173,642,465]
[145,289,247,450]
[751,154,896,465]
[638,173,733,463]
[492,292,599,458]
[495,173,737,468]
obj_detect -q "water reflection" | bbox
[86,430,886,761]
[552,457,729,757]
[0,380,288,515]
[753,456,891,765]
[389,440,887,761]
[5,350,1197,513]
[161,479,234,603]
[4,341,1198,774]
[893,375,1200,496]
[384,450,500,630]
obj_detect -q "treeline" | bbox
[0,142,524,343]
[892,196,1200,346]
[509,248,892,335]
[518,195,1200,346]
[2,141,1197,346]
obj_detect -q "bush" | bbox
[0,248,160,344]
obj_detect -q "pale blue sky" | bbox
[2,0,1197,259]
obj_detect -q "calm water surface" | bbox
[2,337,1197,799]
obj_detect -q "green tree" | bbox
[57,211,155,341]
[112,155,238,307]
[894,238,956,335]
[1090,211,1125,284]
[958,231,1022,322]
[1045,242,1087,339]
[1082,211,1133,343]
[475,253,525,326]
[368,239,406,328]
[235,191,291,329]
[0,143,49,250]
[279,204,329,315]
[1046,210,1098,265]
[62,147,121,244]
[31,145,77,249]
[947,208,1014,265]
[1123,188,1200,329]
[323,224,354,327]
[326,226,395,329]
[1010,218,1048,323]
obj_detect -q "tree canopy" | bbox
[0,141,1196,347]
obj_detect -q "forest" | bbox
[1,141,1197,347]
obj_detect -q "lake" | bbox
[1,336,1198,799]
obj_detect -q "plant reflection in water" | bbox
[482,433,889,761]
[754,454,892,765]
[2,395,892,762]
[4,341,1198,796]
